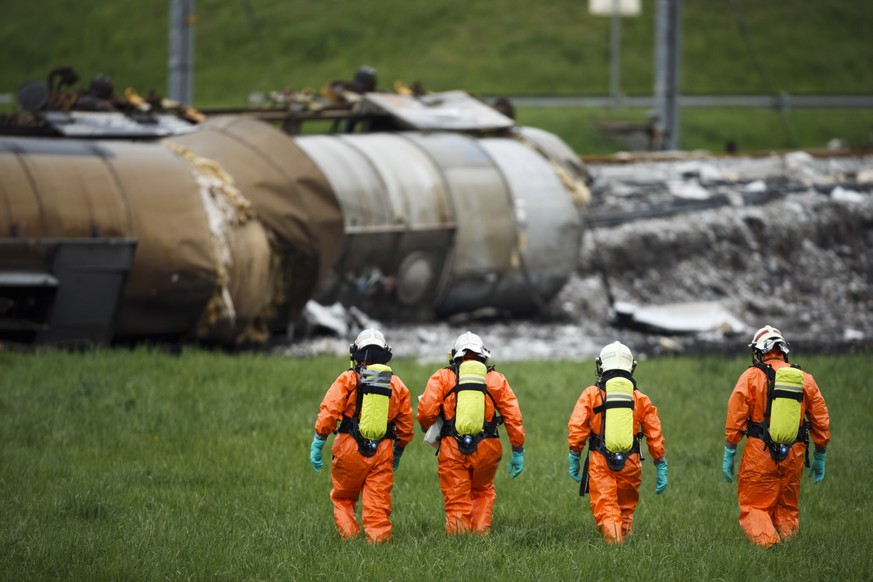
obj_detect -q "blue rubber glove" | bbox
[809,449,826,484]
[568,451,582,483]
[509,446,525,478]
[655,458,668,494]
[723,445,737,483]
[392,443,404,472]
[310,434,327,472]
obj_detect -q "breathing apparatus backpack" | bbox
[590,370,643,469]
[746,362,809,464]
[440,360,503,454]
[338,364,396,457]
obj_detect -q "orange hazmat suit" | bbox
[417,366,525,534]
[315,368,414,543]
[567,386,665,543]
[724,353,830,548]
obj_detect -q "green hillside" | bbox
[2,0,872,153]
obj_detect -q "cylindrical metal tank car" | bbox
[0,86,591,345]
[296,129,587,320]
[166,115,346,330]
[0,136,283,344]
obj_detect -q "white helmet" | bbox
[452,331,491,361]
[353,328,389,350]
[350,328,392,365]
[749,325,789,356]
[596,341,636,375]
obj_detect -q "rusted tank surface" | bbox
[295,133,455,319]
[297,129,586,319]
[167,116,345,324]
[0,136,280,344]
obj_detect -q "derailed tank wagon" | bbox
[0,73,591,345]
[0,135,284,344]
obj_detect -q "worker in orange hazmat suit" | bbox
[723,325,830,549]
[416,331,526,535]
[309,328,414,543]
[567,341,667,544]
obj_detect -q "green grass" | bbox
[519,106,873,153]
[1,348,870,580]
[1,1,872,153]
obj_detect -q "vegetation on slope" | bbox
[1,0,872,152]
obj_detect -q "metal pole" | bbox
[168,0,195,105]
[609,0,621,107]
[653,0,681,150]
[668,0,682,149]
[653,0,667,149]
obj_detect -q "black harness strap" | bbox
[361,385,392,398]
[596,368,638,391]
[772,389,803,402]
[593,399,635,414]
[449,383,488,397]
[747,421,808,443]
[579,449,591,497]
[753,362,777,421]
[337,417,397,457]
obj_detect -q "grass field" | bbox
[517,106,873,154]
[1,348,871,580]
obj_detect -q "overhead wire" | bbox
[240,0,283,91]
[728,0,796,148]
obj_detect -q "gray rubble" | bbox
[279,151,873,363]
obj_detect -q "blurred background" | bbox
[1,0,871,357]
[2,0,872,154]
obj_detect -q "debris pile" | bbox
[282,151,873,362]
[574,151,873,349]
